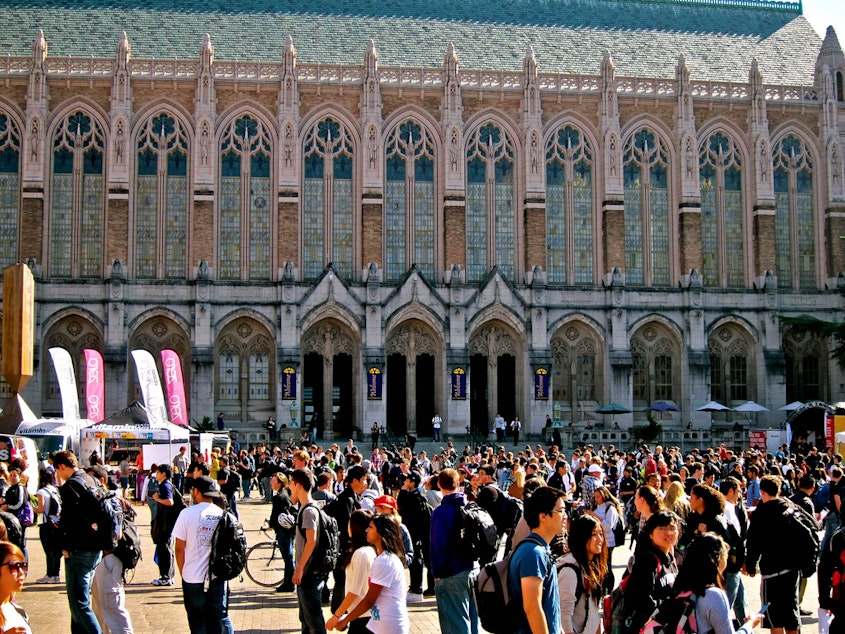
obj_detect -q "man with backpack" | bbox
[398,470,434,599]
[430,468,481,634]
[289,467,327,634]
[172,475,232,634]
[54,450,105,634]
[324,464,366,613]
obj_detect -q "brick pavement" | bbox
[20,492,811,633]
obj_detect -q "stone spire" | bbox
[522,44,543,192]
[24,29,48,182]
[360,40,383,189]
[820,65,844,201]
[194,34,217,183]
[279,35,299,186]
[675,54,698,196]
[747,58,773,201]
[599,50,622,194]
[109,32,133,180]
[441,42,464,192]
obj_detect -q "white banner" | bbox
[48,347,81,421]
[131,349,169,428]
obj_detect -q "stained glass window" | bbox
[545,126,594,284]
[248,354,269,399]
[729,355,748,401]
[466,123,515,281]
[303,118,354,280]
[219,115,272,280]
[384,120,436,280]
[632,352,647,402]
[623,129,670,286]
[135,114,188,279]
[0,113,20,267]
[709,353,723,402]
[219,352,239,400]
[700,133,744,287]
[51,111,104,277]
[774,135,815,290]
[654,354,672,400]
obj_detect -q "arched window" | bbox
[700,132,744,287]
[135,113,188,279]
[219,115,272,281]
[466,123,515,282]
[631,325,678,406]
[708,324,754,405]
[774,135,815,289]
[384,119,435,280]
[51,111,105,277]
[623,128,670,286]
[0,113,20,267]
[550,323,603,424]
[303,117,354,280]
[546,125,594,284]
[216,319,275,424]
[784,329,826,402]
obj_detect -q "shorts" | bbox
[120,477,129,488]
[760,568,800,630]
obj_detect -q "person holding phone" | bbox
[672,533,765,634]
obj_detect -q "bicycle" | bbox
[244,520,286,587]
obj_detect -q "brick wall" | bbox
[753,209,776,276]
[603,202,625,272]
[524,205,546,272]
[193,199,214,266]
[826,206,845,277]
[361,202,382,268]
[678,207,702,274]
[106,198,128,266]
[19,197,42,262]
[279,201,299,265]
[444,204,465,269]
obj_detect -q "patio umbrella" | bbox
[779,401,804,411]
[594,403,632,414]
[647,400,681,413]
[696,401,731,412]
[734,401,769,413]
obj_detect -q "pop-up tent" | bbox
[80,401,189,442]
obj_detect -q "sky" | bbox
[802,0,844,43]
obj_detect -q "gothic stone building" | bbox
[0,0,843,443]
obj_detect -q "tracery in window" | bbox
[784,329,826,402]
[384,119,435,280]
[51,111,105,278]
[631,324,678,405]
[136,113,188,279]
[466,123,515,282]
[773,135,815,289]
[216,319,275,423]
[303,117,354,280]
[41,315,102,416]
[0,113,20,268]
[708,324,754,405]
[551,324,603,422]
[219,115,272,281]
[623,128,669,286]
[546,125,594,284]
[700,132,744,287]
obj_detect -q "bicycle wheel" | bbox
[245,541,285,587]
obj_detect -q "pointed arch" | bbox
[782,322,828,403]
[41,312,104,416]
[707,319,757,405]
[550,316,607,417]
[630,318,683,406]
[128,312,192,406]
[0,104,23,268]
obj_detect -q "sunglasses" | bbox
[1,560,27,574]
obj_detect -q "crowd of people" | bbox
[10,432,845,634]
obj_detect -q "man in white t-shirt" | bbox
[432,414,443,442]
[172,476,231,634]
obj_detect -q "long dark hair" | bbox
[567,514,608,598]
[672,532,727,595]
[341,509,374,569]
[370,513,405,560]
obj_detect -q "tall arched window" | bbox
[623,128,669,286]
[0,113,20,267]
[708,324,754,405]
[631,324,678,406]
[774,135,815,289]
[303,117,354,280]
[216,319,275,424]
[384,119,435,280]
[700,132,744,287]
[546,125,593,284]
[51,111,105,278]
[219,115,272,281]
[135,113,188,279]
[466,123,515,282]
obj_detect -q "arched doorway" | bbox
[129,314,191,410]
[385,321,440,438]
[41,314,103,417]
[550,322,604,426]
[469,323,521,434]
[302,322,358,439]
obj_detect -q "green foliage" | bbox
[192,415,214,432]
[781,315,845,368]
[632,411,662,442]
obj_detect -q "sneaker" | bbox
[275,583,295,593]
[152,577,174,586]
[35,576,52,584]
[423,588,436,597]
[406,592,423,603]
[50,576,62,583]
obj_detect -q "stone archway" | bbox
[385,320,441,437]
[129,315,191,409]
[468,322,522,432]
[42,315,103,417]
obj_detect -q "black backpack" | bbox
[782,502,820,577]
[298,502,340,578]
[459,502,498,564]
[208,511,248,581]
[112,505,142,575]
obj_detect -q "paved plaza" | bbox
[20,490,813,633]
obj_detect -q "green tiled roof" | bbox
[0,0,822,84]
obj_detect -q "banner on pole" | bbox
[49,347,81,421]
[83,349,105,422]
[131,349,168,428]
[161,349,189,427]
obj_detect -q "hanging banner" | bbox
[131,349,168,428]
[282,366,296,400]
[48,347,81,421]
[749,430,767,451]
[535,368,549,400]
[451,367,466,400]
[367,367,382,400]
[83,349,105,422]
[825,412,835,451]
[161,349,189,427]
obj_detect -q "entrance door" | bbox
[470,354,488,433]
[386,354,407,435]
[497,354,516,421]
[303,352,323,437]
[415,354,435,438]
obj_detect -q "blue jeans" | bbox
[65,550,103,634]
[435,568,479,634]
[277,530,294,587]
[724,571,747,622]
[156,537,175,579]
[297,575,326,633]
[182,579,234,634]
